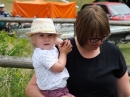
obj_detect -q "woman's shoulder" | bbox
[102,40,120,53]
[68,37,74,41]
[68,37,75,44]
[103,40,117,47]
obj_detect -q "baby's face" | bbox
[32,33,56,50]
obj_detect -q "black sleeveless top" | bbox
[66,38,127,97]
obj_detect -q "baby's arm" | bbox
[55,38,63,45]
[50,40,72,72]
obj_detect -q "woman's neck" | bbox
[75,37,100,59]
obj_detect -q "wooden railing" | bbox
[0,17,130,26]
[0,55,130,76]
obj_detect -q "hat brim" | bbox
[25,31,62,37]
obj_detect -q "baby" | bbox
[25,18,74,97]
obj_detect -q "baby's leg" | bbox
[41,87,75,97]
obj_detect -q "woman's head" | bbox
[75,5,110,47]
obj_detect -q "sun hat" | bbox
[25,18,61,37]
[0,4,4,8]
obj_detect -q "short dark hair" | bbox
[75,5,110,47]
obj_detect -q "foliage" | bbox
[0,30,32,57]
[0,31,34,97]
[118,42,130,66]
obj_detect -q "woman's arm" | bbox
[25,73,45,97]
[116,71,130,97]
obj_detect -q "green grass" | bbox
[118,42,130,66]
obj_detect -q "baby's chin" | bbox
[40,46,53,50]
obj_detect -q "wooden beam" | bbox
[0,55,33,69]
[0,55,130,76]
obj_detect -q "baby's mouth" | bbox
[44,43,50,45]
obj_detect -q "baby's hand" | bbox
[58,40,72,54]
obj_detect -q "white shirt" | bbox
[32,46,69,90]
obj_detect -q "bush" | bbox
[0,30,32,57]
[0,30,34,97]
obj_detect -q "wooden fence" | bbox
[0,55,130,76]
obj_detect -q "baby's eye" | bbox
[48,34,54,36]
[39,34,44,37]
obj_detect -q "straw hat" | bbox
[25,18,61,37]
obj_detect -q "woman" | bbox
[25,5,130,97]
